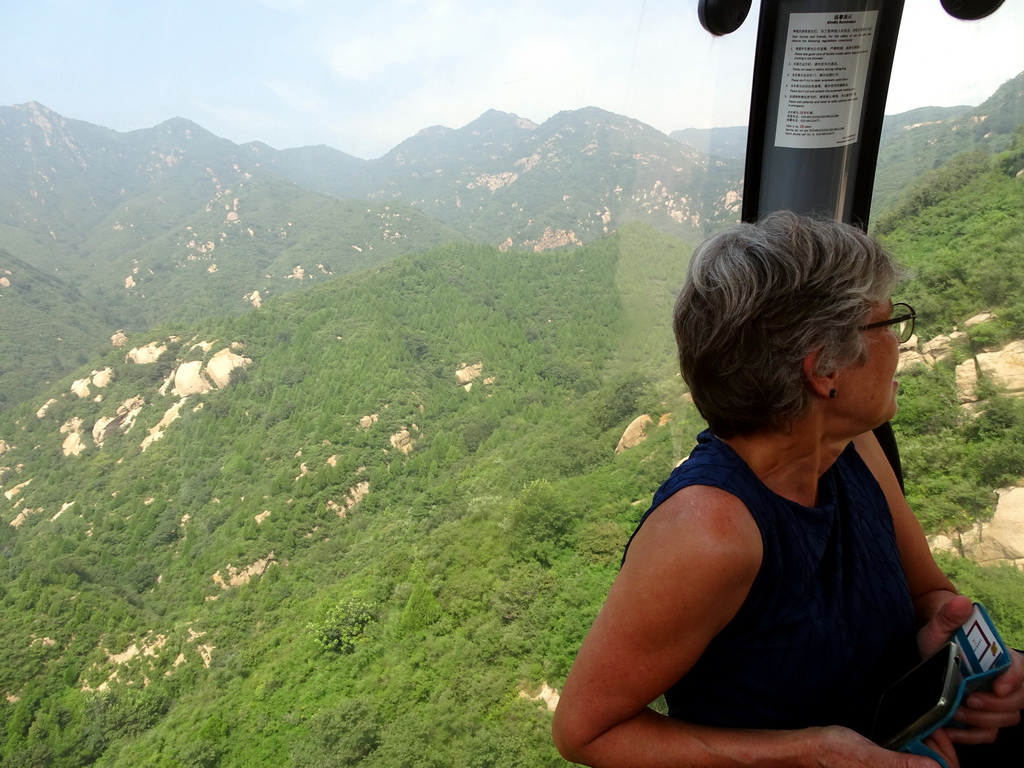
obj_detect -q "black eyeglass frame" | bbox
[858,302,916,343]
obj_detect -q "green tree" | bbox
[308,599,377,653]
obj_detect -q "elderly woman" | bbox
[552,212,1024,767]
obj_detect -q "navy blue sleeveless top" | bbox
[625,430,918,735]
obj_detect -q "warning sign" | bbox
[774,11,878,149]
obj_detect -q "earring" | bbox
[829,388,837,399]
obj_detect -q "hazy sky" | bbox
[2,0,1021,160]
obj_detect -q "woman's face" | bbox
[834,301,902,430]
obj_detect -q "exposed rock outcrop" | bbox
[173,361,212,396]
[140,399,187,452]
[518,682,560,712]
[326,481,370,517]
[93,396,145,446]
[932,486,1024,569]
[60,417,86,456]
[127,341,167,365]
[899,329,1024,409]
[171,347,251,396]
[616,414,653,453]
[212,553,276,590]
[70,367,115,399]
[976,341,1024,394]
[205,347,252,388]
[36,398,58,418]
[956,358,979,405]
[4,478,32,501]
[455,362,484,386]
[389,426,418,455]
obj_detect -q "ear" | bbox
[803,350,837,400]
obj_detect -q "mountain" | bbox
[665,71,1024,218]
[0,101,745,410]
[0,102,467,405]
[2,71,1023,414]
[670,125,749,160]
[256,106,744,246]
[0,224,700,767]
[871,71,1024,211]
[2,70,1024,760]
[0,249,114,408]
[4,167,1024,763]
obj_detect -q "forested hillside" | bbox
[872,71,1024,211]
[1,225,704,767]
[876,126,1024,535]
[5,137,1024,760]
[2,73,1024,767]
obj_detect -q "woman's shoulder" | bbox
[626,481,763,577]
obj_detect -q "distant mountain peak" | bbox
[15,100,58,116]
[151,115,215,139]
[413,124,454,139]
[464,109,537,133]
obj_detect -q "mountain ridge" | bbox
[2,69,1023,413]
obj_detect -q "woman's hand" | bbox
[946,648,1024,745]
[915,594,972,658]
[922,727,961,768]
[815,726,953,767]
[917,594,1024,745]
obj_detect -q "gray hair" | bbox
[674,211,906,438]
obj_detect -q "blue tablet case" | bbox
[899,602,1012,768]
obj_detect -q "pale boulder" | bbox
[62,432,86,457]
[212,553,276,590]
[4,478,32,501]
[519,682,560,712]
[92,367,114,388]
[60,417,86,457]
[921,332,966,365]
[140,399,187,452]
[326,481,370,517]
[975,341,1024,394]
[961,487,1024,568]
[173,361,213,396]
[956,359,979,404]
[616,414,653,453]
[205,347,252,388]
[127,342,167,365]
[390,427,416,455]
[36,398,57,418]
[897,346,928,372]
[455,362,484,385]
[92,396,145,446]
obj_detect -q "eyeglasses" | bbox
[859,302,916,344]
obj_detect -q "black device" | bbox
[871,641,964,750]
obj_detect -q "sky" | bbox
[1,0,1021,160]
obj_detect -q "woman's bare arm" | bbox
[851,431,957,623]
[551,480,944,767]
[853,431,1024,745]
